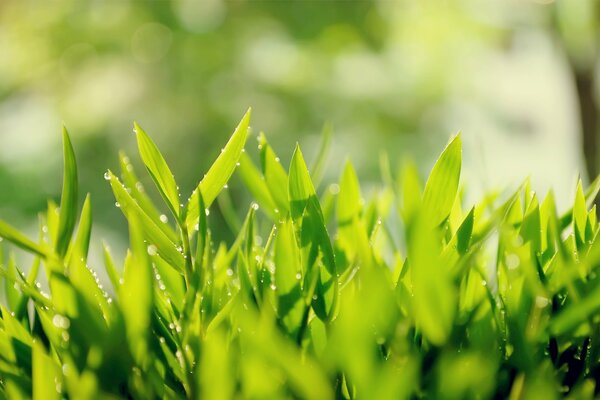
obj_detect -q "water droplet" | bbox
[104,172,111,180]
[251,203,259,210]
[295,273,302,280]
[135,182,144,192]
[506,253,520,270]
[275,157,280,162]
[223,184,228,189]
[220,148,225,153]
[159,214,168,223]
[535,296,549,308]
[115,202,121,208]
[205,208,210,216]
[226,269,234,277]
[53,314,70,329]
[126,164,134,172]
[147,244,158,257]
[312,294,318,300]
[236,162,240,166]
[42,225,48,233]
[194,223,200,231]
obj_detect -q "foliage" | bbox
[0,110,600,399]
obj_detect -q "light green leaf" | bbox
[237,152,279,219]
[56,127,78,257]
[422,134,462,226]
[186,108,251,231]
[274,219,303,336]
[67,194,92,264]
[32,340,62,400]
[108,171,185,272]
[134,122,181,218]
[0,220,49,258]
[408,210,455,346]
[259,133,289,215]
[337,160,361,225]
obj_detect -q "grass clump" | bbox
[0,109,600,399]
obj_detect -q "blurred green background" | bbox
[0,0,598,253]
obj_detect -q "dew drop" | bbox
[205,208,210,216]
[104,172,111,180]
[115,202,121,208]
[295,273,302,280]
[226,269,234,277]
[159,214,168,223]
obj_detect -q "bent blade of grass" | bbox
[134,122,181,219]
[119,151,178,242]
[0,220,49,258]
[237,153,278,219]
[108,171,185,272]
[186,108,251,231]
[55,127,78,258]
[422,134,462,226]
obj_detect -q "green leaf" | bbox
[288,144,317,220]
[186,108,251,231]
[456,207,475,255]
[0,220,49,258]
[237,152,279,219]
[336,160,361,225]
[274,219,303,336]
[422,134,462,226]
[119,151,175,240]
[32,340,62,400]
[121,213,153,362]
[559,174,600,231]
[134,122,181,218]
[67,194,92,264]
[520,194,541,253]
[573,179,587,241]
[108,171,185,272]
[55,127,78,258]
[399,160,422,224]
[408,210,455,346]
[259,133,289,215]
